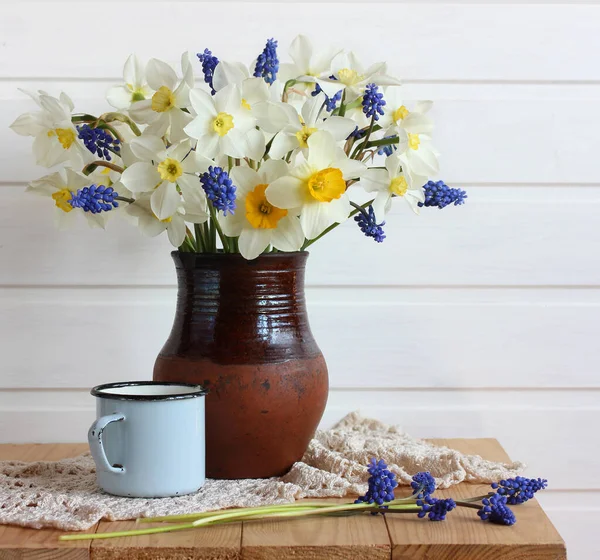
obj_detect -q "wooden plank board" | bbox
[385,439,566,560]
[91,521,241,560]
[3,287,600,390]
[241,505,390,560]
[0,444,93,560]
[1,4,599,81]
[2,187,600,288]
[0,441,566,560]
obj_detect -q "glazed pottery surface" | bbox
[153,251,328,479]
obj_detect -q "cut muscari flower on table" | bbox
[59,460,547,542]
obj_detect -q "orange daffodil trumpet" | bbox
[11,35,466,255]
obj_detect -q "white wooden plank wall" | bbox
[0,2,598,557]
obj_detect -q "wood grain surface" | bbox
[0,440,566,560]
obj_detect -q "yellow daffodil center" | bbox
[393,105,409,122]
[295,126,318,148]
[245,184,287,229]
[408,133,420,150]
[157,158,183,182]
[213,112,234,136]
[51,188,73,213]
[337,68,363,86]
[151,86,176,112]
[47,128,76,150]
[307,168,346,203]
[241,98,251,110]
[390,176,408,197]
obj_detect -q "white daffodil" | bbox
[268,92,356,159]
[220,160,304,259]
[359,154,426,220]
[317,52,401,102]
[26,168,107,229]
[128,53,194,142]
[126,193,208,248]
[10,91,91,168]
[278,34,342,85]
[184,84,265,161]
[119,136,211,220]
[393,122,439,177]
[211,61,272,126]
[378,88,433,133]
[107,54,154,112]
[266,131,365,240]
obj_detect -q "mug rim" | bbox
[91,381,208,401]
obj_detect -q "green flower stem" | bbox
[228,156,234,172]
[209,205,230,252]
[59,521,198,541]
[301,198,375,250]
[96,122,124,144]
[351,117,375,160]
[365,135,399,149]
[454,501,485,510]
[194,223,206,252]
[458,493,494,503]
[180,235,196,253]
[82,161,125,176]
[115,195,134,204]
[139,502,346,524]
[71,114,98,123]
[98,112,142,137]
[338,90,347,117]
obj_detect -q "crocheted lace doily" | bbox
[0,412,524,530]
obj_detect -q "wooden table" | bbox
[0,439,566,560]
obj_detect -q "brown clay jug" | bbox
[153,251,328,479]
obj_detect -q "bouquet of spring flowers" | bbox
[11,35,467,260]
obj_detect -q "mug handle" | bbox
[88,413,126,474]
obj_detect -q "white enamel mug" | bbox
[88,382,207,498]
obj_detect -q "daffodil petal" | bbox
[306,131,336,169]
[266,176,305,209]
[130,135,165,162]
[271,215,304,252]
[359,169,390,193]
[299,200,332,240]
[121,162,161,193]
[146,58,178,92]
[238,228,271,260]
[151,182,180,220]
[167,215,186,247]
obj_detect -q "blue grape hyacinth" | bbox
[200,166,236,215]
[419,180,467,209]
[197,48,219,95]
[492,477,548,505]
[411,472,437,499]
[69,184,119,214]
[362,83,386,121]
[354,205,386,243]
[77,125,120,161]
[254,38,279,84]
[355,458,398,509]
[478,493,517,526]
[417,497,457,521]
